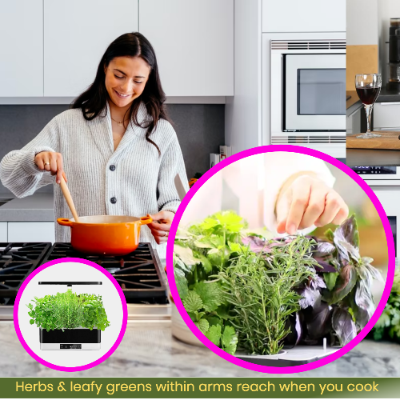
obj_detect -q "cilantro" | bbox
[205,325,222,345]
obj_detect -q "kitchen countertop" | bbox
[1,321,400,377]
[0,193,54,222]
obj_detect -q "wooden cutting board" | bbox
[347,131,400,149]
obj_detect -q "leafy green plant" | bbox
[372,265,400,342]
[217,236,319,355]
[174,211,381,355]
[27,289,110,332]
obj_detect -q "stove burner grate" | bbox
[42,243,168,303]
[0,242,52,305]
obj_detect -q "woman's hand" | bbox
[275,172,349,235]
[148,210,174,244]
[34,151,67,184]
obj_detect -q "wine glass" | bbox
[355,74,382,139]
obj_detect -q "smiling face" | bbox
[104,56,151,110]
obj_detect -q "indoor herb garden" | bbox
[27,282,110,350]
[173,211,383,357]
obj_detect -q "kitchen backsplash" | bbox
[0,104,224,195]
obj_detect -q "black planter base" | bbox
[39,328,101,350]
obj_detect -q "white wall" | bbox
[347,0,378,46]
[378,0,400,84]
[225,0,262,154]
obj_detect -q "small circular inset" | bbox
[14,258,128,372]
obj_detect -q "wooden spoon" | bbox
[59,176,80,223]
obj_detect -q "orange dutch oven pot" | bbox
[57,215,153,256]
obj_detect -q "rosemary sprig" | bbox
[217,235,318,355]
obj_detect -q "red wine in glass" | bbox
[356,87,381,105]
[355,74,382,138]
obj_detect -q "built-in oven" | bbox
[350,166,400,185]
[269,37,346,158]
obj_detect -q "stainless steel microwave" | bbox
[270,37,346,157]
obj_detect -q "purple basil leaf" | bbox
[298,276,326,309]
[313,241,336,258]
[294,312,302,345]
[314,259,338,273]
[336,215,360,247]
[353,280,375,328]
[364,262,384,283]
[333,216,360,261]
[332,307,357,346]
[283,313,303,348]
[299,286,320,309]
[304,301,332,340]
[241,236,270,253]
[322,263,358,305]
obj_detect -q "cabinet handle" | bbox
[379,102,400,106]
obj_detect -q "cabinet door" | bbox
[0,223,6,242]
[0,0,43,96]
[347,105,362,135]
[262,0,346,33]
[139,0,234,96]
[373,103,400,130]
[44,0,139,97]
[8,222,55,243]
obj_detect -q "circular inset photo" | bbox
[167,145,395,373]
[14,258,128,372]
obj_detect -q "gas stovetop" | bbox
[0,242,170,321]
[0,242,52,305]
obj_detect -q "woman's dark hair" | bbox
[72,32,169,154]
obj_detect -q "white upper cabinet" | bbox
[44,0,138,97]
[139,0,234,96]
[262,0,346,33]
[0,0,43,96]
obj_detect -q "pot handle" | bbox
[57,218,73,227]
[140,215,153,225]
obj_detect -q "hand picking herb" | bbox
[173,211,382,356]
[27,288,110,332]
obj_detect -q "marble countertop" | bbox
[0,193,54,222]
[1,321,400,377]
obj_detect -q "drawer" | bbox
[373,102,400,130]
[0,222,6,242]
[8,222,55,243]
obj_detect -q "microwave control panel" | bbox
[351,166,397,175]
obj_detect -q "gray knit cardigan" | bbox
[0,102,189,255]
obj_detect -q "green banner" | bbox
[1,378,399,398]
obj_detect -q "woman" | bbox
[0,32,188,256]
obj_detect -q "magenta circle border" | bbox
[167,144,396,374]
[13,257,128,372]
